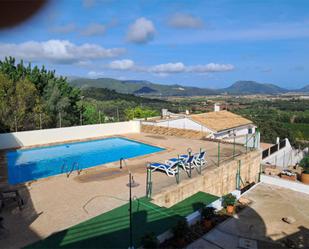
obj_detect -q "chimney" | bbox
[214,103,220,112]
[276,137,280,144]
[161,109,168,118]
[185,110,190,115]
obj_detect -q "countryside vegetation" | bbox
[232,99,309,147]
[0,57,184,132]
[0,57,308,149]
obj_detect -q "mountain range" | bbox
[69,78,309,96]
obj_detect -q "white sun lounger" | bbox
[166,155,195,171]
[148,162,178,177]
[176,151,207,167]
[194,151,206,166]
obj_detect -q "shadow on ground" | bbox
[0,133,43,249]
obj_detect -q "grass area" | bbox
[169,192,219,217]
[283,123,309,140]
[26,192,218,249]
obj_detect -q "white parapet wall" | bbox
[260,174,309,194]
[262,138,304,168]
[0,121,141,150]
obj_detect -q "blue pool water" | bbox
[7,137,164,184]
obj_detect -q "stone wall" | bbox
[151,150,261,207]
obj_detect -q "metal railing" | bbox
[61,161,82,178]
[0,108,127,133]
[262,138,287,160]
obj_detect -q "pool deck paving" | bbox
[0,133,244,249]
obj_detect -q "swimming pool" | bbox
[7,137,164,184]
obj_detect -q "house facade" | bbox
[142,106,257,141]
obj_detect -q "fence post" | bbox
[217,142,220,167]
[99,110,101,124]
[176,164,180,184]
[146,166,149,194]
[283,150,286,169]
[149,167,152,197]
[146,166,152,198]
[245,134,248,153]
[236,161,239,190]
[233,136,236,159]
[39,113,42,129]
[14,115,17,132]
[258,164,262,182]
[236,160,243,190]
[59,112,62,128]
[116,107,119,122]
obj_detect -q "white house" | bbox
[142,105,257,141]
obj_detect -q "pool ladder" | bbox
[61,161,82,178]
[119,157,127,170]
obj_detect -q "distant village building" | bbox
[142,104,257,141]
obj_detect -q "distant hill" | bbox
[133,86,157,94]
[70,78,309,96]
[81,87,165,104]
[70,78,218,96]
[298,85,309,92]
[220,81,288,95]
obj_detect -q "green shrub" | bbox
[141,232,159,249]
[201,206,215,220]
[172,220,190,239]
[300,156,309,173]
[222,193,237,207]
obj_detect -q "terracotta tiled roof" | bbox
[189,110,253,132]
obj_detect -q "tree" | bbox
[0,73,41,131]
[0,57,81,131]
[14,78,41,130]
[0,73,14,132]
[124,106,159,120]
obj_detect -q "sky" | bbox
[0,0,309,89]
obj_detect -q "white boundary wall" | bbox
[262,138,304,168]
[0,121,141,150]
[260,174,309,194]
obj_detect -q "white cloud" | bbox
[0,40,125,64]
[148,62,233,74]
[109,59,135,70]
[260,68,272,73]
[189,63,235,73]
[88,71,104,78]
[168,13,203,29]
[83,0,96,8]
[50,23,76,34]
[149,62,185,73]
[106,60,234,75]
[127,17,155,43]
[81,23,106,36]
[161,21,309,44]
